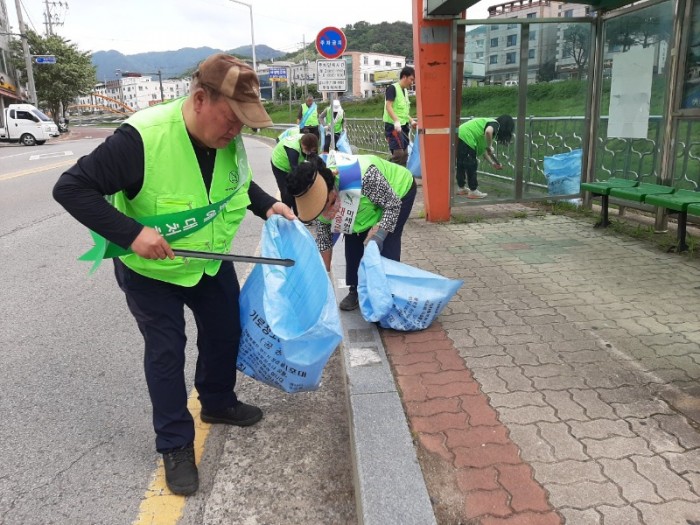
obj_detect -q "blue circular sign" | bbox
[316,27,347,59]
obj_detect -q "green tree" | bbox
[537,59,557,82]
[562,25,590,80]
[10,31,95,123]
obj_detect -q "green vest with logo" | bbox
[458,118,495,156]
[320,154,413,233]
[383,82,410,125]
[113,98,251,286]
[325,108,344,133]
[300,103,319,127]
[271,135,306,173]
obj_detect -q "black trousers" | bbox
[114,259,241,453]
[456,141,479,190]
[344,181,417,288]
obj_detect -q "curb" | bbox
[331,251,436,525]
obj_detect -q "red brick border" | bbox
[382,322,562,525]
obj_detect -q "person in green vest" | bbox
[270,132,319,209]
[456,115,514,199]
[286,153,417,311]
[320,99,346,153]
[52,54,295,497]
[383,66,416,166]
[296,95,320,139]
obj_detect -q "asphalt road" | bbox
[0,129,355,525]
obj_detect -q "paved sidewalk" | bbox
[375,194,700,524]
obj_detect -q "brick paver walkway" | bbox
[384,212,700,525]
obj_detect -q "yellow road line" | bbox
[132,393,211,525]
[0,159,77,181]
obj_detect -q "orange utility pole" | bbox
[412,0,455,222]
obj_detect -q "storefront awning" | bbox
[0,87,23,101]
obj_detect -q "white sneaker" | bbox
[467,189,488,199]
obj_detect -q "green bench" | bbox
[581,179,700,252]
[646,190,700,252]
[580,177,639,227]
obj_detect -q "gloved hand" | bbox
[365,227,388,252]
[393,120,402,132]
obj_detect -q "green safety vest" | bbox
[271,135,307,172]
[458,117,496,156]
[300,103,319,127]
[383,82,411,125]
[320,154,413,233]
[325,107,344,133]
[113,98,251,286]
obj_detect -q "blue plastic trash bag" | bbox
[238,216,342,393]
[318,125,325,152]
[278,127,300,142]
[543,149,582,196]
[357,242,463,331]
[406,134,421,178]
[336,130,352,154]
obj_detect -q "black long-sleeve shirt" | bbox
[53,124,277,250]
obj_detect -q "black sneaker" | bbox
[200,402,263,427]
[339,289,359,311]
[162,443,198,496]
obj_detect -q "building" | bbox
[342,51,407,98]
[0,0,24,111]
[74,75,190,114]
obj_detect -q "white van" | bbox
[0,104,59,146]
[504,80,519,87]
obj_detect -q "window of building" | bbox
[528,49,535,59]
[490,37,499,47]
[489,55,498,64]
[491,24,499,30]
[507,21,517,29]
[507,34,517,47]
[506,52,517,64]
[374,59,380,65]
[475,52,484,60]
[529,31,537,41]
[564,9,574,17]
[363,56,368,64]
[396,62,401,67]
[385,61,391,66]
[526,12,536,18]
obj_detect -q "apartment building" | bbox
[342,51,406,98]
[75,75,190,114]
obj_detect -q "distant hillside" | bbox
[90,21,412,82]
[92,44,285,81]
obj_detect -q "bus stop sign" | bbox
[315,27,347,60]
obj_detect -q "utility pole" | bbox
[14,0,37,105]
[302,35,308,99]
[43,0,68,37]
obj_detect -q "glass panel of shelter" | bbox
[456,13,594,206]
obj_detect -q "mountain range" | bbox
[92,44,285,81]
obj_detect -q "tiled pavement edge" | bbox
[331,254,437,525]
[387,200,700,525]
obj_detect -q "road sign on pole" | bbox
[317,59,347,92]
[315,27,347,60]
[34,55,57,64]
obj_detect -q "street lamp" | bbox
[230,0,256,72]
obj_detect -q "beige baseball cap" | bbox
[194,53,273,128]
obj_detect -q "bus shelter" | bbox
[413,0,697,232]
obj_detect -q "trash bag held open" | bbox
[238,216,343,393]
[357,242,463,331]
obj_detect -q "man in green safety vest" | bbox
[53,54,296,497]
[383,66,416,166]
[297,95,320,139]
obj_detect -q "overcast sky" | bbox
[7,0,491,55]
